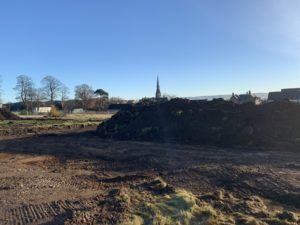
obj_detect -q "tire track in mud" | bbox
[1,200,86,225]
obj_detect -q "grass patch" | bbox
[60,176,300,225]
[0,119,102,137]
[65,178,300,225]
[0,120,100,127]
[119,189,231,225]
[64,113,113,121]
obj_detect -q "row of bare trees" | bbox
[14,75,69,112]
[13,75,111,112]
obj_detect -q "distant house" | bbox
[0,103,2,109]
[34,107,52,113]
[230,93,240,104]
[268,88,300,102]
[230,91,262,105]
[72,108,85,114]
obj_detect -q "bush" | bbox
[48,105,61,117]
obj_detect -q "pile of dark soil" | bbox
[0,109,19,120]
[97,98,300,147]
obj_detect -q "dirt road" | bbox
[0,129,300,224]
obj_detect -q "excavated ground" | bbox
[0,109,19,120]
[0,129,300,224]
[97,99,300,148]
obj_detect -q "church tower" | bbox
[156,76,162,99]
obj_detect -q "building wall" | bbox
[34,107,52,113]
[268,88,300,101]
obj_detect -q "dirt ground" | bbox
[98,99,300,149]
[0,128,300,224]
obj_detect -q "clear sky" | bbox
[0,0,300,102]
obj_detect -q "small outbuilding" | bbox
[34,107,52,113]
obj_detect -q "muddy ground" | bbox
[0,128,300,224]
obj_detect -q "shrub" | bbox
[48,105,61,117]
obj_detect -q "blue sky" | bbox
[0,0,300,102]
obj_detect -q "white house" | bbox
[34,107,52,113]
[230,91,262,105]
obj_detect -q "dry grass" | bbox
[0,112,113,130]
[102,182,300,225]
[118,188,231,225]
[49,106,62,117]
[0,120,98,127]
[17,112,113,121]
[0,119,100,137]
[64,113,113,121]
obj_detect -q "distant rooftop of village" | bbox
[1,75,300,112]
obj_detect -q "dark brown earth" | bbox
[0,128,300,224]
[0,109,19,120]
[97,99,300,148]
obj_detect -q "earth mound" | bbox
[97,98,300,147]
[0,108,19,120]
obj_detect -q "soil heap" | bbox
[97,98,300,147]
[0,108,19,120]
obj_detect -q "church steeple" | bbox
[156,76,161,99]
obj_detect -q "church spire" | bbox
[156,75,161,99]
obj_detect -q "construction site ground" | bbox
[0,127,300,224]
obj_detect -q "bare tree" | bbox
[41,75,62,105]
[27,86,37,111]
[75,84,94,110]
[14,75,34,112]
[30,88,46,111]
[60,84,70,112]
